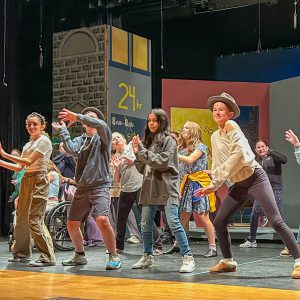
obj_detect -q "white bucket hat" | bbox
[207,92,240,119]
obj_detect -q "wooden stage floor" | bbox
[0,237,300,299]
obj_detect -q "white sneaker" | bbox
[132,254,154,269]
[106,253,121,270]
[239,240,257,248]
[62,252,88,266]
[189,221,197,229]
[180,255,195,273]
[127,236,141,244]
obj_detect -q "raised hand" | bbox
[120,154,134,166]
[285,129,300,147]
[111,155,121,168]
[132,135,141,154]
[51,121,66,131]
[58,108,78,128]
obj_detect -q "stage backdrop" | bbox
[163,78,300,227]
[269,76,300,227]
[163,79,269,225]
[162,79,269,143]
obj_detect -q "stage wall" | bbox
[162,79,270,143]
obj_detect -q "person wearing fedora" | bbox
[52,107,121,270]
[194,92,300,279]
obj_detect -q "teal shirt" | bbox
[10,168,25,201]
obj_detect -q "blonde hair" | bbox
[112,132,127,144]
[178,121,202,153]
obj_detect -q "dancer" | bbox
[0,112,56,266]
[111,132,143,252]
[131,108,195,273]
[194,93,300,278]
[53,142,76,200]
[46,160,62,212]
[240,140,287,248]
[164,121,217,258]
[52,107,121,270]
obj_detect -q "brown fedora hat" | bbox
[81,107,105,120]
[207,92,240,119]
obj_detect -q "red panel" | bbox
[162,79,270,143]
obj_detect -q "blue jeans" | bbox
[141,204,192,256]
[297,224,300,243]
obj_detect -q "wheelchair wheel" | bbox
[45,201,74,251]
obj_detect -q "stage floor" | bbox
[1,237,300,299]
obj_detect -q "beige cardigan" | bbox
[210,122,261,191]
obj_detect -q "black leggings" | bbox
[214,168,300,259]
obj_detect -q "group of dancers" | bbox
[0,92,299,278]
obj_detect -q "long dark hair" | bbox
[143,108,171,148]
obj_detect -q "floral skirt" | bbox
[179,179,211,214]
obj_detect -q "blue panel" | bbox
[237,106,259,149]
[110,113,146,142]
[216,47,300,82]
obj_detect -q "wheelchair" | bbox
[45,200,74,251]
[8,200,75,252]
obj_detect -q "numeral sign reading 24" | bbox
[118,82,143,112]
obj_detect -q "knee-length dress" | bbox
[179,143,212,214]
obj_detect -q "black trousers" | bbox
[116,189,162,250]
[214,168,300,259]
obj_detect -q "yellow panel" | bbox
[112,27,128,65]
[171,107,218,168]
[133,34,148,71]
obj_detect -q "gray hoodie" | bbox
[59,114,111,190]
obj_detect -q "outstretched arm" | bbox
[0,159,23,172]
[52,121,82,156]
[0,142,42,167]
[178,148,203,165]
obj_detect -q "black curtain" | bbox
[0,0,52,235]
[0,0,21,235]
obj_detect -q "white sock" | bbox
[221,257,237,267]
[209,244,217,251]
[222,258,233,263]
[294,258,300,268]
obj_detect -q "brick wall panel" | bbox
[53,25,107,138]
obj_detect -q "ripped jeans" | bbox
[141,203,192,256]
